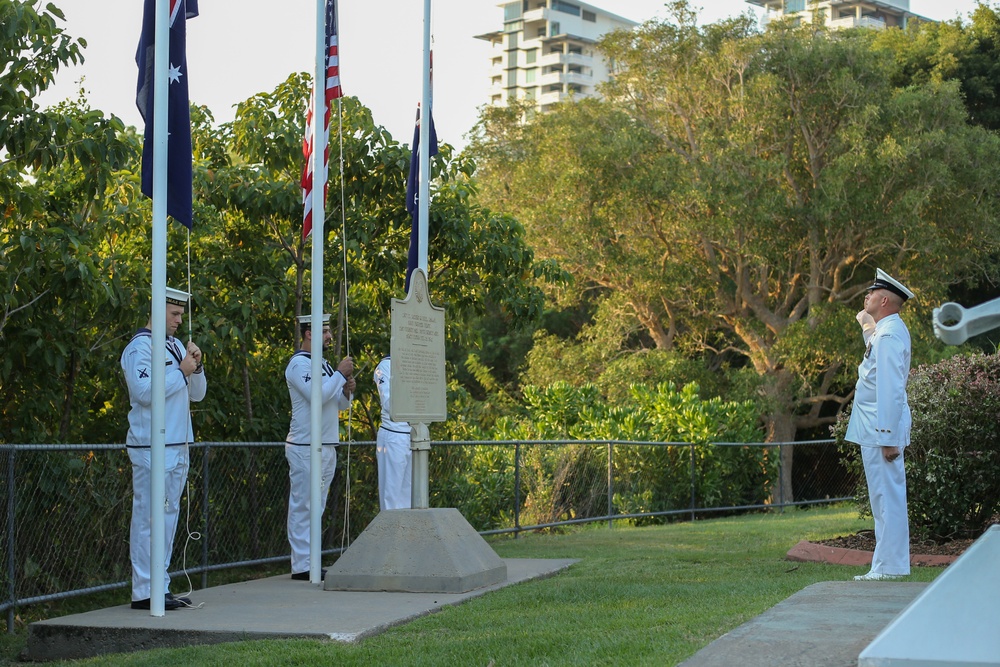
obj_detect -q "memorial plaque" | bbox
[390,268,447,422]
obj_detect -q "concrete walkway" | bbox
[25,558,578,662]
[27,562,931,666]
[678,581,927,667]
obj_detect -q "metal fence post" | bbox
[201,444,210,590]
[607,441,613,529]
[690,443,697,521]
[779,443,785,512]
[514,443,521,538]
[6,449,15,634]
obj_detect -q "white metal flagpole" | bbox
[308,0,327,585]
[408,0,433,510]
[418,0,431,273]
[149,0,170,618]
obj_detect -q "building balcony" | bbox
[523,7,550,22]
[538,71,561,87]
[538,70,593,87]
[539,51,594,69]
[538,90,570,107]
[829,15,887,30]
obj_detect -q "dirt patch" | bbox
[815,530,975,558]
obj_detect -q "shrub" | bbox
[834,352,1000,541]
[491,381,770,525]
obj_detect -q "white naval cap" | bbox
[869,268,914,302]
[297,313,331,326]
[165,287,190,306]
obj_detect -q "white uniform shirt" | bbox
[374,357,410,433]
[284,350,351,445]
[845,313,911,448]
[121,329,207,446]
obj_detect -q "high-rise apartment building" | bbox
[746,1,931,30]
[475,1,637,113]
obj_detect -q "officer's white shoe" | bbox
[854,571,902,581]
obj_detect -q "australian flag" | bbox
[136,0,199,228]
[404,103,438,292]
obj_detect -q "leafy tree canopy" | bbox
[1,5,555,444]
[466,1,1000,499]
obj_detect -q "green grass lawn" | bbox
[2,505,944,666]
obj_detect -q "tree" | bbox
[467,3,1000,499]
[0,0,128,215]
[1,0,140,442]
[873,2,1000,132]
[205,74,558,442]
[2,51,555,446]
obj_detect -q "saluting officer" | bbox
[846,268,914,581]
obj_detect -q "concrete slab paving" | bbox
[25,558,578,662]
[678,581,927,667]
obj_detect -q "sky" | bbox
[37,1,982,151]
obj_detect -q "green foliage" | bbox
[906,352,1000,540]
[0,101,142,442]
[467,1,1000,454]
[9,449,131,596]
[835,352,1000,541]
[873,4,1000,131]
[430,444,518,530]
[480,381,770,526]
[520,291,738,407]
[1,53,552,446]
[0,0,131,215]
[0,4,142,444]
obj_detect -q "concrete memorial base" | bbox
[324,508,507,594]
[859,524,1000,667]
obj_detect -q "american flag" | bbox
[301,0,342,239]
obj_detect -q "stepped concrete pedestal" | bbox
[324,508,507,594]
[859,524,1000,667]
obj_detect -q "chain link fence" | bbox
[1,439,856,632]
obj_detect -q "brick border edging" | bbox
[785,540,957,567]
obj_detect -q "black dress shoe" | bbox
[131,596,183,611]
[166,592,192,606]
[291,569,326,581]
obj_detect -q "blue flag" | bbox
[404,104,438,292]
[136,0,198,228]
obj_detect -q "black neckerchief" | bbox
[134,328,183,364]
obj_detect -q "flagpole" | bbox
[149,0,170,618]
[308,0,327,586]
[407,0,433,511]
[418,0,431,273]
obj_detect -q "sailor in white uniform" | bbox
[284,313,354,580]
[121,286,206,610]
[845,268,914,581]
[374,356,412,510]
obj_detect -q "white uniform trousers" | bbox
[377,427,412,511]
[861,445,910,576]
[127,445,189,601]
[285,444,337,573]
